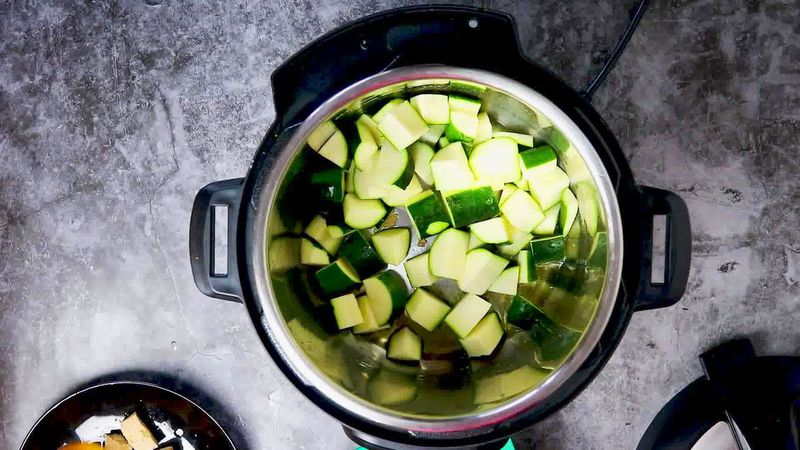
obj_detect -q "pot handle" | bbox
[634,186,692,311]
[189,178,244,303]
[270,5,521,127]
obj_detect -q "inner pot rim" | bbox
[251,65,624,434]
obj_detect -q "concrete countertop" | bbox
[1,1,798,448]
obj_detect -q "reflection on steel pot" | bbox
[189,5,691,449]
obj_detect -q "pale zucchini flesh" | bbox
[387,327,422,361]
[444,293,492,338]
[377,100,430,150]
[410,94,450,125]
[429,228,469,279]
[500,189,546,233]
[459,312,504,357]
[468,217,510,244]
[409,141,436,186]
[372,228,411,265]
[468,137,521,187]
[488,266,519,295]
[403,252,439,288]
[318,129,348,167]
[331,293,363,329]
[458,248,509,295]
[343,193,386,229]
[430,142,474,192]
[405,288,451,331]
[353,295,380,334]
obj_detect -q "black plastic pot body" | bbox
[189,6,691,449]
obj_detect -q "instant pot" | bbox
[189,5,691,449]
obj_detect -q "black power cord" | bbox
[581,0,650,101]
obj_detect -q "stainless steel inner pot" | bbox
[251,66,623,434]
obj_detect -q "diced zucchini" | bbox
[475,112,493,144]
[352,124,379,171]
[519,145,557,178]
[403,252,439,288]
[404,252,439,288]
[430,142,474,192]
[588,231,608,267]
[372,98,403,123]
[419,124,446,146]
[517,250,537,283]
[444,110,478,144]
[356,114,384,144]
[564,218,582,263]
[559,145,592,185]
[343,193,386,229]
[377,100,429,150]
[528,167,570,210]
[458,249,509,295]
[410,94,450,125]
[268,237,300,273]
[310,167,345,204]
[307,120,337,151]
[353,295,380,334]
[488,266,519,295]
[444,293,492,338]
[387,327,422,361]
[331,293,363,329]
[499,183,518,205]
[459,312,503,357]
[364,270,409,325]
[527,304,582,361]
[469,217,510,244]
[304,215,345,254]
[506,294,538,329]
[325,225,349,251]
[497,225,533,258]
[448,95,481,115]
[381,175,423,207]
[437,136,450,149]
[560,188,579,237]
[533,204,561,236]
[406,288,451,331]
[353,154,385,200]
[300,238,330,266]
[406,190,451,237]
[429,228,469,279]
[474,366,548,404]
[468,137,521,187]
[375,141,414,188]
[315,258,361,295]
[409,141,435,185]
[442,186,500,228]
[372,228,411,265]
[368,370,417,406]
[468,231,486,250]
[500,189,545,233]
[493,131,534,148]
[530,236,566,265]
[304,215,329,244]
[543,126,570,153]
[345,162,355,193]
[338,230,386,277]
[573,182,600,236]
[318,129,348,168]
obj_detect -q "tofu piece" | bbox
[120,412,158,450]
[104,433,132,450]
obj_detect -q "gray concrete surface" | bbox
[1,0,798,448]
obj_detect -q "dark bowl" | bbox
[21,380,237,450]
